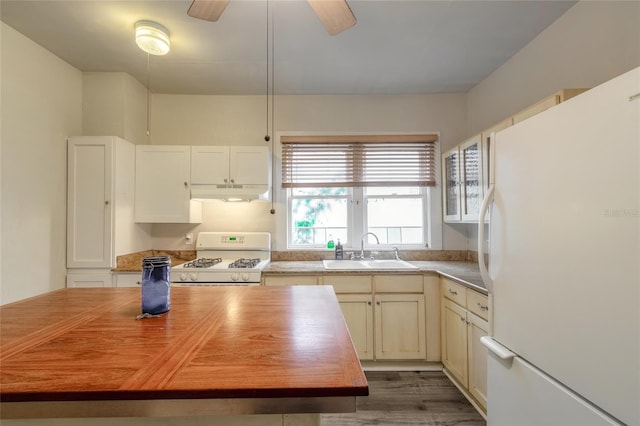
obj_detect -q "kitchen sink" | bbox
[322,259,418,270]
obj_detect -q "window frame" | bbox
[275,132,443,252]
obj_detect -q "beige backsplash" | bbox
[116,249,477,272]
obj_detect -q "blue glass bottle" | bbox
[141,256,171,315]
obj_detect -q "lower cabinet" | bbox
[336,293,375,360]
[114,272,142,287]
[262,275,319,286]
[324,274,428,361]
[374,293,426,360]
[440,277,489,412]
[66,270,113,288]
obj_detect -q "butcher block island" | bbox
[0,286,368,425]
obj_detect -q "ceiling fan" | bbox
[187,0,357,36]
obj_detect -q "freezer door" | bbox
[488,353,621,426]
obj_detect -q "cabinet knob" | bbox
[460,316,466,322]
[184,181,188,188]
[368,301,372,306]
[224,178,228,183]
[376,301,381,306]
[448,289,458,295]
[105,200,109,206]
[230,179,235,184]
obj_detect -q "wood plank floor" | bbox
[321,371,486,426]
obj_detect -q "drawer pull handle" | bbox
[477,303,488,311]
[448,289,458,295]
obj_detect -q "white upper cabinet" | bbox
[135,145,202,223]
[191,146,270,186]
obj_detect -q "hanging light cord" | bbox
[146,52,151,139]
[266,0,276,215]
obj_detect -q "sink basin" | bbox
[365,259,418,270]
[322,259,417,270]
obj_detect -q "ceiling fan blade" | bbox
[308,0,356,36]
[187,0,230,22]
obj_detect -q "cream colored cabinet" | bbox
[375,293,426,360]
[191,146,270,186]
[337,293,375,360]
[374,275,426,360]
[442,134,487,223]
[480,117,512,192]
[512,88,588,124]
[262,275,319,286]
[467,311,488,410]
[324,275,374,360]
[135,145,202,223]
[441,298,468,384]
[442,146,462,222]
[322,274,428,361]
[440,277,489,412]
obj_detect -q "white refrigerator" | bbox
[478,66,639,425]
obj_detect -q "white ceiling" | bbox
[0,0,576,95]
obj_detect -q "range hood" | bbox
[190,184,270,201]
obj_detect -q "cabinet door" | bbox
[190,146,230,184]
[135,145,201,223]
[338,294,374,360]
[67,138,113,268]
[230,146,270,185]
[442,147,461,222]
[468,312,488,411]
[441,298,468,386]
[460,135,483,222]
[262,275,318,286]
[375,293,426,360]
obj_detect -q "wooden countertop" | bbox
[0,286,368,418]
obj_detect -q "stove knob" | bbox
[231,273,239,282]
[189,272,198,281]
[241,273,250,281]
[180,273,188,282]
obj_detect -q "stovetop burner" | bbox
[182,258,223,268]
[228,258,261,268]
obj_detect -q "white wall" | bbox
[467,1,640,135]
[83,72,149,145]
[149,93,469,251]
[1,22,82,304]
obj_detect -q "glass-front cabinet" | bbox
[442,134,486,223]
[442,147,461,222]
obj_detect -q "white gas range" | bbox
[171,232,271,285]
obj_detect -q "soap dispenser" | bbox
[335,239,344,260]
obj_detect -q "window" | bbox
[281,134,438,250]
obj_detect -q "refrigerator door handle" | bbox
[478,184,495,293]
[481,336,516,360]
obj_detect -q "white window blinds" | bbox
[281,135,438,188]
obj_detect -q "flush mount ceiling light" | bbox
[135,20,170,55]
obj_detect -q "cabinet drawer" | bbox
[115,273,141,287]
[323,275,372,293]
[467,290,489,321]
[375,274,423,293]
[263,275,318,286]
[441,278,467,306]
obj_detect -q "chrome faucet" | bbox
[393,247,401,260]
[355,232,380,260]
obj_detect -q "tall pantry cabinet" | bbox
[67,136,151,287]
